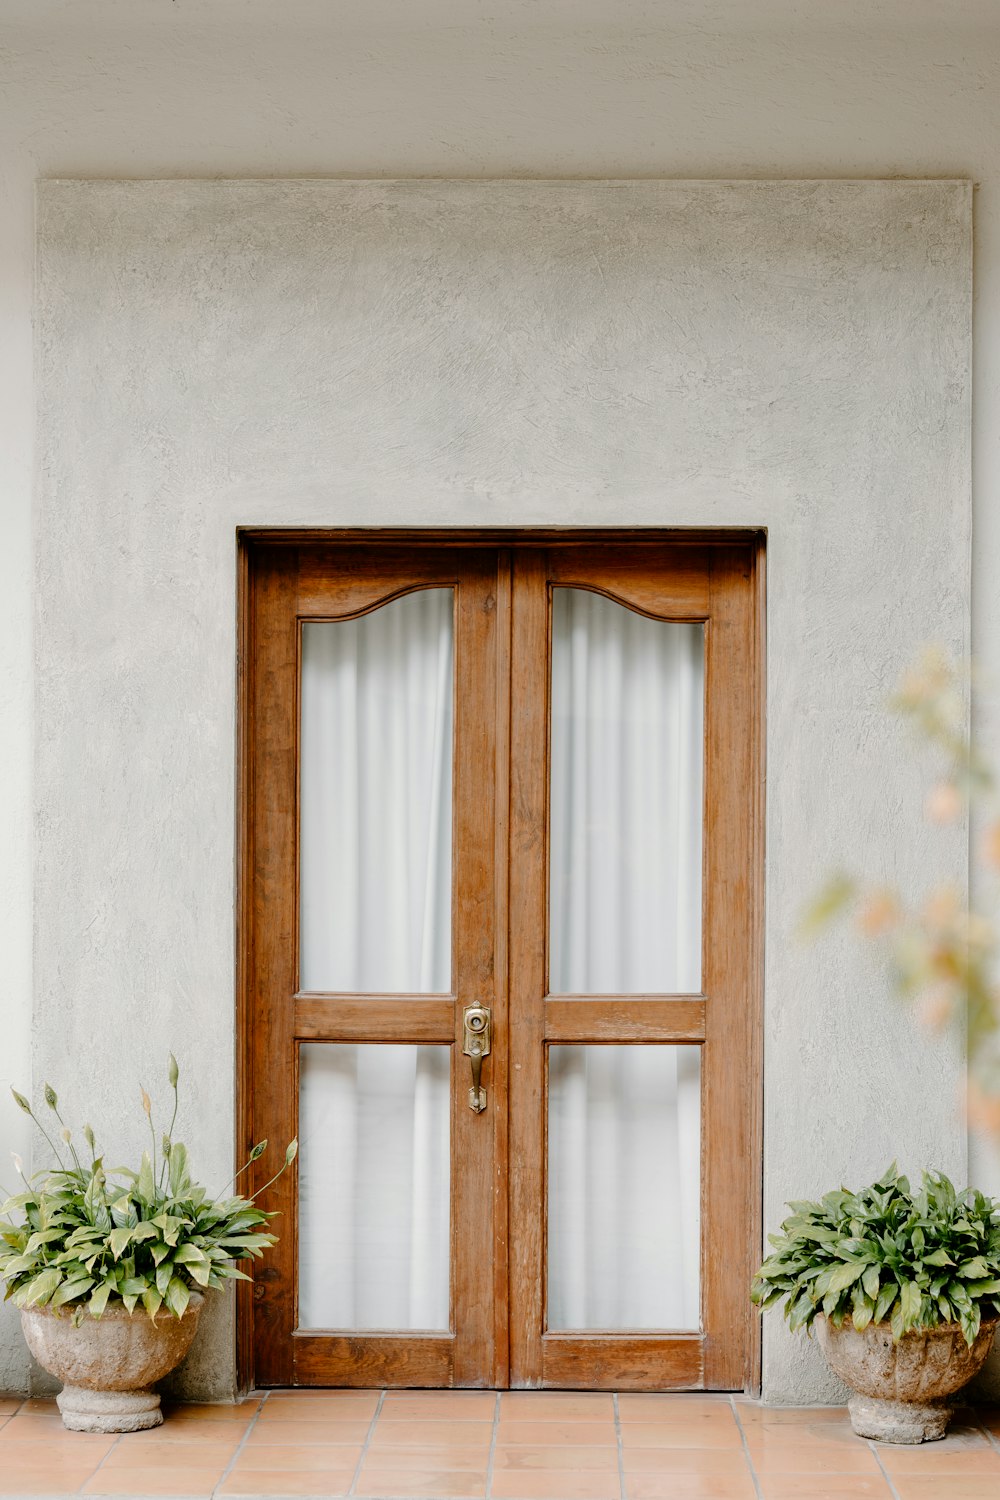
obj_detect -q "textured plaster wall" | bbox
[3,3,999,1401]
[33,177,970,1402]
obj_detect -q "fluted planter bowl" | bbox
[21,1293,204,1432]
[816,1313,998,1443]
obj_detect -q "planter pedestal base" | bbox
[57,1385,163,1433]
[21,1296,203,1432]
[847,1393,949,1444]
[816,1315,998,1444]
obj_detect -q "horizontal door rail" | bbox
[543,997,706,1043]
[292,1332,456,1388]
[294,995,455,1042]
[539,1332,703,1390]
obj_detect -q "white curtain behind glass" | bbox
[298,589,454,1331]
[296,583,705,1333]
[299,1044,450,1330]
[300,588,453,994]
[549,588,703,993]
[547,589,704,1330]
[548,1046,701,1329]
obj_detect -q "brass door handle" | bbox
[462,1004,491,1113]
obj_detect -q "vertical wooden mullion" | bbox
[491,551,513,1389]
[508,549,549,1387]
[701,546,759,1388]
[248,546,300,1388]
[451,553,500,1385]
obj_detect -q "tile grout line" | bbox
[729,1395,765,1500]
[15,1389,1000,1500]
[612,1391,626,1500]
[484,1389,500,1500]
[867,1435,903,1500]
[74,1416,125,1495]
[17,1395,117,1499]
[347,1387,386,1498]
[209,1389,269,1498]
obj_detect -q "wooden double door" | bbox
[241,533,762,1391]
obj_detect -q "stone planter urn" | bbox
[817,1313,998,1443]
[21,1293,204,1432]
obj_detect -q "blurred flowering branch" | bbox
[803,646,1000,1133]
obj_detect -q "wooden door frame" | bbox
[236,527,765,1394]
[238,543,508,1389]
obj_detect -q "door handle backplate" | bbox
[462,1004,491,1113]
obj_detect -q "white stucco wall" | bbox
[2,3,999,1401]
[34,177,970,1403]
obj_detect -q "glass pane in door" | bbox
[298,1043,451,1330]
[547,1044,701,1330]
[549,589,704,993]
[299,588,454,993]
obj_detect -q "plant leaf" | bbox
[172,1244,208,1266]
[164,1277,190,1318]
[109,1227,133,1259]
[852,1297,875,1331]
[142,1286,163,1319]
[51,1276,94,1307]
[168,1144,189,1197]
[136,1152,155,1204]
[825,1261,868,1297]
[21,1268,62,1307]
[899,1280,922,1330]
[89,1282,113,1318]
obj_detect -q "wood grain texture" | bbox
[244,543,502,1388]
[245,545,301,1388]
[700,546,761,1391]
[293,1334,456,1388]
[239,528,763,550]
[490,550,513,1390]
[545,546,710,618]
[293,995,455,1042]
[240,532,763,1391]
[507,541,762,1391]
[543,998,706,1042]
[539,1334,703,1391]
[507,549,549,1389]
[296,547,467,618]
[450,552,503,1386]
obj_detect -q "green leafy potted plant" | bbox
[752,1164,1000,1442]
[0,1055,295,1433]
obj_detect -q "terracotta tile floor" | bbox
[1,1391,999,1499]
